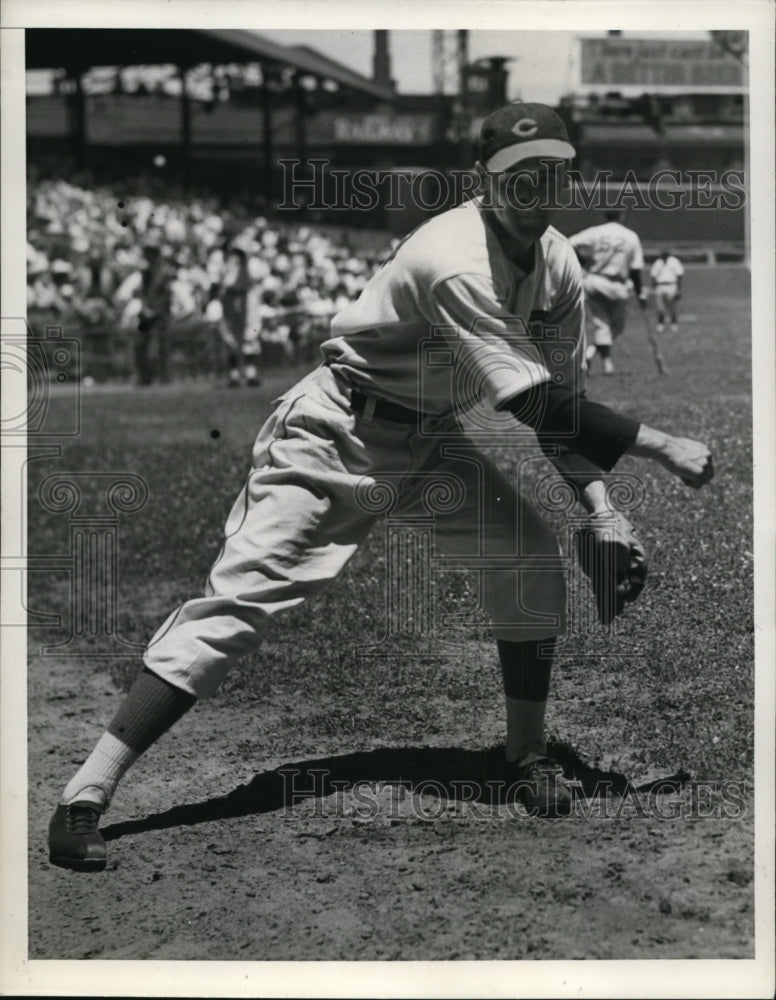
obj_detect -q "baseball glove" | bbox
[574,511,648,626]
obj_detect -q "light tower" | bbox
[430,29,469,162]
[372,29,395,91]
[431,29,469,95]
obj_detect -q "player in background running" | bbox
[570,210,647,375]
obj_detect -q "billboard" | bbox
[330,114,434,145]
[580,37,746,92]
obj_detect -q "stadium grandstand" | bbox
[552,32,747,263]
[25,28,747,385]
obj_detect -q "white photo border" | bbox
[2,2,773,997]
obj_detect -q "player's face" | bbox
[479,157,570,248]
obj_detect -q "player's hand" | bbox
[574,512,648,626]
[658,435,714,488]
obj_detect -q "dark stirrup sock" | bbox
[108,667,197,754]
[498,639,556,764]
[62,668,197,808]
[497,639,555,703]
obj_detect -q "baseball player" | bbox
[650,249,685,332]
[135,242,173,386]
[48,102,713,871]
[214,246,262,388]
[569,209,647,375]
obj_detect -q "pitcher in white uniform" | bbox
[48,103,714,871]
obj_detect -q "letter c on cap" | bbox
[512,118,539,138]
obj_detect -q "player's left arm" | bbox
[505,362,649,624]
[501,249,712,620]
[504,388,712,623]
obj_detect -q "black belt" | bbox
[350,389,427,425]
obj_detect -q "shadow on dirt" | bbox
[101,741,689,842]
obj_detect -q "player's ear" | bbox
[474,161,494,204]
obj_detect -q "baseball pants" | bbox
[144,365,567,698]
[587,293,628,347]
[655,284,679,321]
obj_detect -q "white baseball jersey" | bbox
[650,255,684,285]
[569,221,644,281]
[320,197,586,415]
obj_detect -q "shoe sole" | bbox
[49,853,107,873]
[510,785,574,818]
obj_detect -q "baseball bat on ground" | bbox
[639,303,667,376]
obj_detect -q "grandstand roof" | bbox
[25,28,394,100]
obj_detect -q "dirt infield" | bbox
[26,267,755,963]
[29,657,754,961]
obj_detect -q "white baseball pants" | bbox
[144,365,567,698]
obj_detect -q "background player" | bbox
[212,245,262,387]
[650,248,685,332]
[569,209,647,375]
[135,241,173,386]
[48,102,713,871]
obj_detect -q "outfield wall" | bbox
[378,175,745,263]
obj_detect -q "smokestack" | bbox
[372,30,394,91]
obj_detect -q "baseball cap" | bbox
[479,101,575,173]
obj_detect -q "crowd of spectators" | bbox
[26,164,390,384]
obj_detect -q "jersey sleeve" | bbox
[425,273,552,410]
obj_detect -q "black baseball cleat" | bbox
[505,754,575,818]
[48,802,107,872]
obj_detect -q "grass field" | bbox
[26,265,756,961]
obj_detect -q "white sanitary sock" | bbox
[60,732,138,811]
